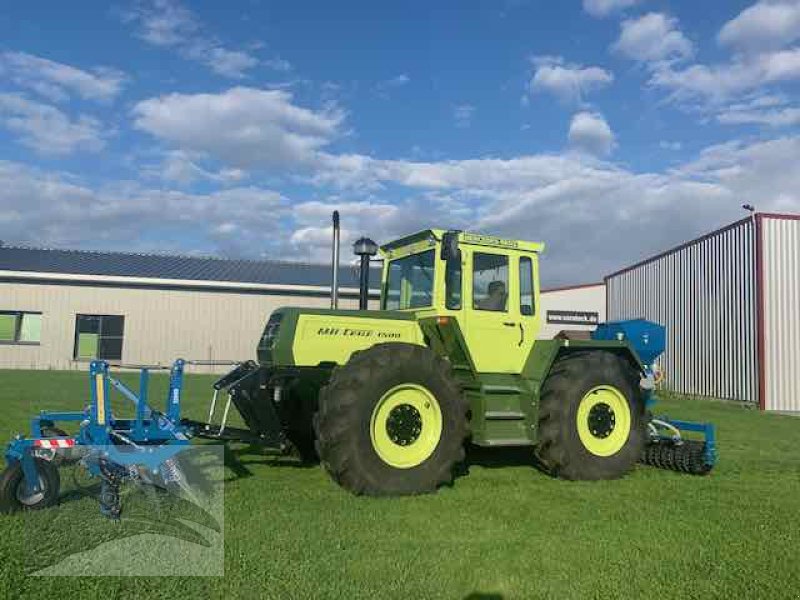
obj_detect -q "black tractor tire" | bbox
[535,351,645,481]
[0,458,61,513]
[315,343,469,496]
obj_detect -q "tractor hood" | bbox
[257,307,423,366]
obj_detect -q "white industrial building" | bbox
[607,213,800,413]
[0,245,607,372]
[0,247,374,372]
[538,283,606,339]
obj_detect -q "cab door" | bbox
[515,253,541,372]
[463,248,528,373]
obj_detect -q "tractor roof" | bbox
[380,229,545,258]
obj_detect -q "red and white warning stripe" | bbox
[34,439,76,449]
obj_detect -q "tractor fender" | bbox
[522,339,645,400]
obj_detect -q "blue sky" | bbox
[0,0,798,285]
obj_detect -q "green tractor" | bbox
[186,221,715,495]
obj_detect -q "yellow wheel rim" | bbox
[370,384,443,469]
[576,385,631,457]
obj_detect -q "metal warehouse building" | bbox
[0,247,376,372]
[606,213,800,413]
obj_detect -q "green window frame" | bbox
[73,315,125,361]
[0,311,42,344]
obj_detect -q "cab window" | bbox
[384,250,435,310]
[473,253,508,312]
[519,256,535,316]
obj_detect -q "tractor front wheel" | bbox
[536,351,645,480]
[0,458,61,513]
[315,343,469,495]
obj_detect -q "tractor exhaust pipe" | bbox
[353,237,378,310]
[331,210,340,309]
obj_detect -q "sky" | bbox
[0,0,799,286]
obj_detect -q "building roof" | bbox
[0,245,381,291]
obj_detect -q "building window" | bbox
[74,315,125,361]
[519,257,535,316]
[0,311,42,344]
[473,253,509,312]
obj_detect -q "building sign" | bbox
[546,310,600,326]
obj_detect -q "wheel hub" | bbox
[576,385,632,457]
[16,475,45,506]
[386,403,423,446]
[587,402,616,439]
[369,383,443,469]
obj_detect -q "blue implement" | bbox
[2,359,195,518]
[592,320,718,475]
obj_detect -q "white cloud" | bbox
[199,47,259,79]
[263,57,293,72]
[132,87,344,168]
[289,200,403,261]
[0,94,106,155]
[142,150,248,185]
[3,135,800,285]
[583,0,640,18]
[0,160,287,256]
[718,1,800,53]
[613,13,694,63]
[659,141,683,151]
[126,0,197,46]
[631,5,800,123]
[529,56,613,103]
[123,0,259,78]
[453,104,475,128]
[568,112,616,156]
[307,137,800,283]
[650,47,800,105]
[0,52,125,102]
[717,106,800,127]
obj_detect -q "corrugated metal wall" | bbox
[761,216,800,412]
[607,218,758,403]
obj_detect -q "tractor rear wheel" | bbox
[0,458,61,513]
[536,351,645,480]
[315,343,469,495]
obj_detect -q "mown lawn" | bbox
[0,369,798,599]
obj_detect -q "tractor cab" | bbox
[379,229,545,373]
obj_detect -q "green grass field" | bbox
[0,369,798,599]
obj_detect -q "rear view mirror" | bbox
[441,230,460,261]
